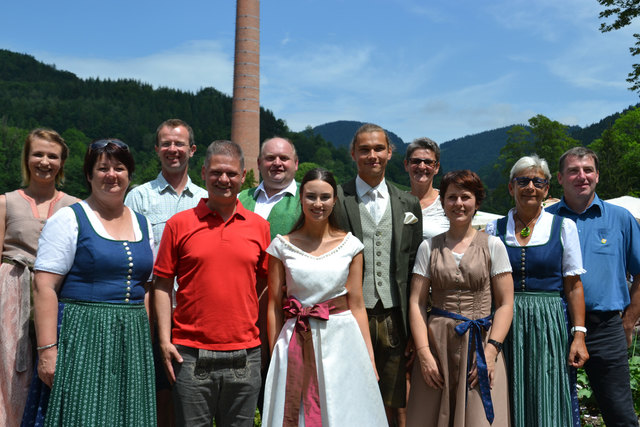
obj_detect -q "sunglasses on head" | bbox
[409,158,437,167]
[513,176,548,188]
[90,139,129,151]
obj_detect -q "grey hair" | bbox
[205,140,245,170]
[405,137,440,162]
[509,154,551,181]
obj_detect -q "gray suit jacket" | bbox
[335,179,423,338]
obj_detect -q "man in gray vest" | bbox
[335,123,422,426]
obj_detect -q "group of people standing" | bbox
[0,120,638,427]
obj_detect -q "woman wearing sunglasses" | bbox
[485,155,589,427]
[23,139,156,426]
[404,138,450,240]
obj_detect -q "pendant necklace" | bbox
[514,211,538,238]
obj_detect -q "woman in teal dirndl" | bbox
[485,155,589,427]
[22,139,156,426]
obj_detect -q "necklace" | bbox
[513,211,538,238]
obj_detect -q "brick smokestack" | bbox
[231,0,260,178]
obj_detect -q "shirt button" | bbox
[128,269,133,274]
[129,262,134,267]
[127,251,132,255]
[376,261,382,266]
[376,272,382,277]
[128,256,133,261]
[376,241,381,246]
[376,251,381,256]
[125,298,130,303]
[126,287,131,291]
[126,292,131,297]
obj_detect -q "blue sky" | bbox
[2,0,638,143]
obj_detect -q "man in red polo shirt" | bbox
[153,140,270,427]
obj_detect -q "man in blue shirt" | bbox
[547,147,640,427]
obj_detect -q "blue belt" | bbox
[430,307,495,424]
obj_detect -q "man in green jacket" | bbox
[237,136,300,413]
[238,137,300,240]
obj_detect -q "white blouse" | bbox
[484,209,585,277]
[35,201,154,277]
[413,234,512,279]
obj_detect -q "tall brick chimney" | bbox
[231,0,260,178]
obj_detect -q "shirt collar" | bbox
[156,172,196,196]
[355,176,388,200]
[254,179,298,200]
[195,198,247,221]
[557,193,603,215]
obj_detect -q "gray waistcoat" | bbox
[359,202,398,309]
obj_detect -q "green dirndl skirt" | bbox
[44,300,156,427]
[505,291,580,427]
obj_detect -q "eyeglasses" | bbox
[513,176,549,188]
[409,158,438,167]
[159,141,188,149]
[90,139,129,151]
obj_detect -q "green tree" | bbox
[589,106,640,197]
[597,0,640,94]
[487,115,578,213]
[295,162,323,181]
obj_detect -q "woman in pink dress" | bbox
[0,129,76,426]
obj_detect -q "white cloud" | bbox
[35,40,234,95]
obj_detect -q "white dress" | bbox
[262,233,387,427]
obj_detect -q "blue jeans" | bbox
[584,311,639,427]
[172,345,261,427]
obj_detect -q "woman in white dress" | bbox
[262,168,387,427]
[404,137,449,240]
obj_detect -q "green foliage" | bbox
[295,162,323,182]
[242,169,257,190]
[484,115,577,213]
[589,106,640,198]
[597,0,640,94]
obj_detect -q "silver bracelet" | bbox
[36,342,57,351]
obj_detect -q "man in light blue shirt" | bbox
[125,119,207,427]
[547,147,640,427]
[126,119,207,250]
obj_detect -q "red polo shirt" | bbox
[154,198,270,351]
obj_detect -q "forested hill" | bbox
[312,120,406,152]
[0,49,361,196]
[0,49,287,151]
[1,49,638,210]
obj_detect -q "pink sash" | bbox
[282,294,349,427]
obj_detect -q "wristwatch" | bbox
[487,339,503,354]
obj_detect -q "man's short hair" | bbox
[205,140,245,170]
[405,137,440,162]
[155,119,195,147]
[350,123,394,152]
[558,147,599,173]
[259,136,298,161]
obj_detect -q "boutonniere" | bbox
[403,212,419,225]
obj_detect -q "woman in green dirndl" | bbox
[22,139,156,426]
[485,155,589,426]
